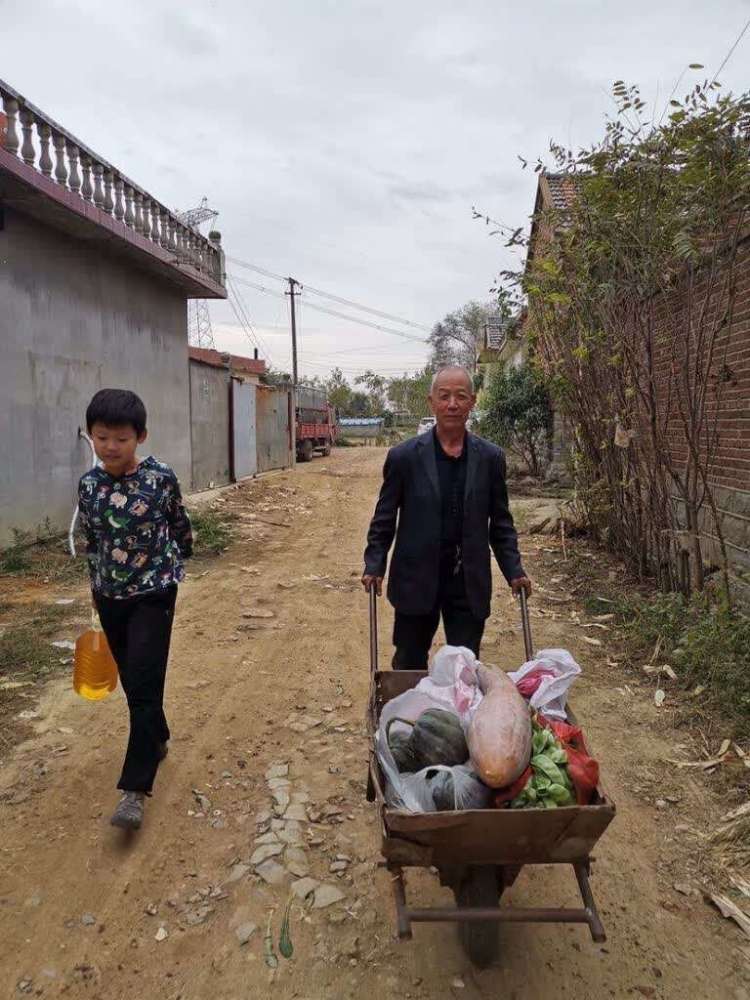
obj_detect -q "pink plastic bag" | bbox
[509,648,581,720]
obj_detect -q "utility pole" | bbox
[286,277,301,385]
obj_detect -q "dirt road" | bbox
[1,448,747,999]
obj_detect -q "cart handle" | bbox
[368,583,532,670]
[368,585,378,675]
[519,587,534,661]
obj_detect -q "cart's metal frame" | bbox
[366,588,615,950]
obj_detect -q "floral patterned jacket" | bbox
[78,456,193,598]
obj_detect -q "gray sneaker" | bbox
[110,791,145,830]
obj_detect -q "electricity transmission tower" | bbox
[176,197,219,348]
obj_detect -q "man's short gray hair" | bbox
[429,366,474,394]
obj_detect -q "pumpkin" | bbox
[388,708,469,771]
[467,664,532,788]
[427,768,456,811]
[385,719,418,772]
[425,765,494,811]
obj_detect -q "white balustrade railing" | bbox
[0,79,224,287]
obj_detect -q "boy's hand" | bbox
[511,576,532,597]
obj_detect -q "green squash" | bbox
[389,708,468,770]
[385,719,418,772]
[427,768,456,811]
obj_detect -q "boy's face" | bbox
[90,422,147,476]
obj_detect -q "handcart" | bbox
[365,589,616,966]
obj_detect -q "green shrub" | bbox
[614,592,750,735]
[479,362,552,476]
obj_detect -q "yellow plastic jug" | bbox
[73,609,118,701]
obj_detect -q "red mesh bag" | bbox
[493,765,532,807]
[538,713,599,805]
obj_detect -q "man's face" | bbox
[90,422,146,475]
[428,371,476,432]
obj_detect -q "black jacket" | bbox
[364,431,525,619]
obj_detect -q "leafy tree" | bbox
[429,301,493,372]
[480,363,552,476]
[323,367,352,413]
[485,77,750,597]
[387,366,434,419]
[347,391,373,417]
[261,365,293,386]
[355,370,388,413]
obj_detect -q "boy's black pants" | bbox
[93,585,177,794]
[391,557,485,670]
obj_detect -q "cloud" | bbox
[3,0,749,377]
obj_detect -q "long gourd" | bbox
[467,664,531,788]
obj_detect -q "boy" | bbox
[77,388,193,830]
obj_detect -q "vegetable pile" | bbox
[508,719,575,809]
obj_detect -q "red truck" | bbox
[296,385,338,462]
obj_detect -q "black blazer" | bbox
[364,431,525,619]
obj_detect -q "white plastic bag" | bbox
[376,712,490,813]
[508,648,581,720]
[422,764,494,811]
[423,645,484,720]
[374,645,489,812]
[376,688,455,811]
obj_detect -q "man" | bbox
[362,366,531,669]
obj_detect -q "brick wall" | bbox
[648,236,750,597]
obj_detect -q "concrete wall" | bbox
[339,423,383,439]
[188,361,231,490]
[0,207,191,545]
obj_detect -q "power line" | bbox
[298,358,425,374]
[226,276,276,364]
[301,298,427,343]
[227,254,430,332]
[227,257,288,284]
[228,275,289,301]
[226,283,277,368]
[301,283,430,332]
[228,274,428,344]
[306,342,428,357]
[226,291,261,355]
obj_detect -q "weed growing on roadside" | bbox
[0,604,74,684]
[190,509,236,556]
[612,592,750,736]
[0,524,87,583]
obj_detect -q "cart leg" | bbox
[574,862,606,943]
[389,866,412,940]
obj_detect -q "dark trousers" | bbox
[93,585,177,794]
[392,562,485,670]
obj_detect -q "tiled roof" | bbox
[188,347,266,375]
[543,172,580,211]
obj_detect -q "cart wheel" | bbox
[300,439,314,462]
[454,866,501,968]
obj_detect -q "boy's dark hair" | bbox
[86,389,147,435]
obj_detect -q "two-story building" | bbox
[0,79,228,544]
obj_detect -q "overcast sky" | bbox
[4,1,749,381]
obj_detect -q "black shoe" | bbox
[110,791,145,830]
